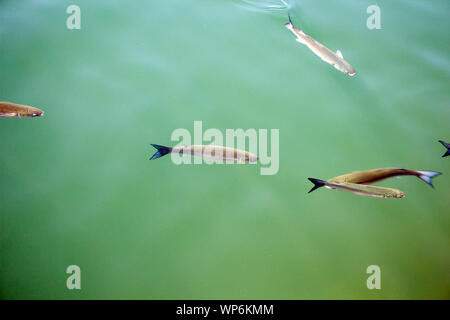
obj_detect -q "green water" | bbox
[0,0,449,299]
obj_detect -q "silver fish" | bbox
[308,178,404,199]
[150,144,258,163]
[285,15,356,76]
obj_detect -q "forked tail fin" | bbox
[417,171,441,188]
[150,144,172,160]
[307,178,326,193]
[285,13,294,30]
[439,140,450,157]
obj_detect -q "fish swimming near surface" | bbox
[284,15,356,76]
[149,144,258,163]
[0,102,44,118]
[308,168,441,198]
[438,140,450,157]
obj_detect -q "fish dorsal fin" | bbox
[336,50,343,59]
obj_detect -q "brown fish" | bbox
[308,168,441,198]
[0,101,44,118]
[327,168,441,188]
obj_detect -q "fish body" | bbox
[328,168,441,188]
[308,168,441,198]
[308,178,404,199]
[150,144,258,163]
[0,102,44,118]
[285,16,356,76]
[438,140,450,157]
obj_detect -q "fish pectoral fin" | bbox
[295,37,306,45]
[336,50,343,59]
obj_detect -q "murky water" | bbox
[0,0,449,299]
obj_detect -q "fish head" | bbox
[247,154,259,163]
[387,192,405,199]
[25,106,44,117]
[31,110,44,117]
[333,61,356,77]
[346,68,356,77]
[383,188,405,198]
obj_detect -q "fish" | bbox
[308,178,404,199]
[307,168,441,198]
[284,15,356,76]
[438,140,450,157]
[327,168,441,188]
[149,144,258,163]
[0,101,44,118]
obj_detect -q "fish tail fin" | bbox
[417,171,441,188]
[285,13,294,30]
[150,144,172,160]
[438,140,450,157]
[307,178,326,193]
